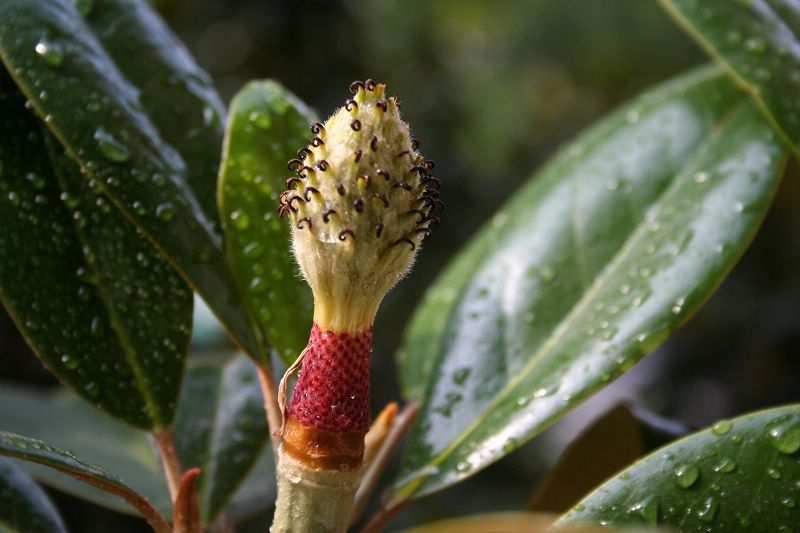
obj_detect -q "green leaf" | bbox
[393,66,787,500]
[0,431,170,533]
[219,81,315,364]
[0,382,169,515]
[0,371,275,522]
[0,457,67,533]
[659,0,800,157]
[0,71,191,429]
[0,0,260,360]
[173,355,270,524]
[558,404,800,530]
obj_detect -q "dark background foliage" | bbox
[2,0,799,530]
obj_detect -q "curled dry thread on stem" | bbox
[272,79,441,532]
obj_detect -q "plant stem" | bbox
[153,429,183,503]
[359,498,409,533]
[256,364,282,465]
[350,402,419,526]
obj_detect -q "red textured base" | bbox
[287,324,372,433]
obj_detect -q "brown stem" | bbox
[256,364,282,465]
[359,498,410,533]
[350,402,419,526]
[153,429,183,504]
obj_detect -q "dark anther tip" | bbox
[371,193,389,207]
[405,209,427,223]
[310,122,326,135]
[376,169,391,181]
[370,135,378,151]
[287,195,305,210]
[354,149,363,163]
[349,81,365,94]
[353,199,365,212]
[376,100,388,111]
[393,237,416,251]
[350,119,362,131]
[365,79,377,91]
[285,177,303,188]
[297,147,312,159]
[424,160,436,170]
[303,186,320,202]
[297,217,312,230]
[311,136,325,147]
[415,227,432,237]
[339,229,355,241]
[411,138,420,150]
[375,223,384,237]
[358,175,371,187]
[396,150,410,159]
[287,158,303,171]
[298,165,315,178]
[393,181,413,191]
[345,99,358,112]
[322,209,336,223]
[316,160,329,171]
[336,183,346,196]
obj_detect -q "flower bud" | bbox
[279,79,440,333]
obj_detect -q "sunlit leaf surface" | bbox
[394,66,786,500]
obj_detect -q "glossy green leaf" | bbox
[0,457,67,533]
[393,66,786,500]
[558,404,800,530]
[81,0,226,223]
[173,355,270,524]
[219,81,315,364]
[0,71,191,429]
[0,431,170,532]
[0,382,170,515]
[0,0,260,360]
[660,0,800,157]
[0,357,275,520]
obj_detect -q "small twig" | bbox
[256,364,283,464]
[359,497,410,533]
[351,402,420,526]
[153,429,183,503]
[173,468,202,533]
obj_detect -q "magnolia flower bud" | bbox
[273,81,440,533]
[279,79,440,333]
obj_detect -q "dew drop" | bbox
[61,354,79,370]
[94,128,130,163]
[230,209,250,229]
[248,110,272,130]
[712,420,732,436]
[628,495,658,525]
[765,418,800,454]
[452,367,471,385]
[35,38,64,67]
[156,203,175,221]
[674,463,699,488]
[695,496,717,523]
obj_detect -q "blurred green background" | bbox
[2,0,799,530]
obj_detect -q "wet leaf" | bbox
[0,71,191,429]
[0,431,170,532]
[558,404,800,530]
[0,457,67,533]
[0,372,275,522]
[660,0,800,156]
[0,0,260,360]
[0,382,170,515]
[173,355,270,524]
[219,81,315,365]
[402,512,621,533]
[393,66,786,500]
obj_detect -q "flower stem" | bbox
[153,429,183,503]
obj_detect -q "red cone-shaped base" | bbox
[287,323,372,433]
